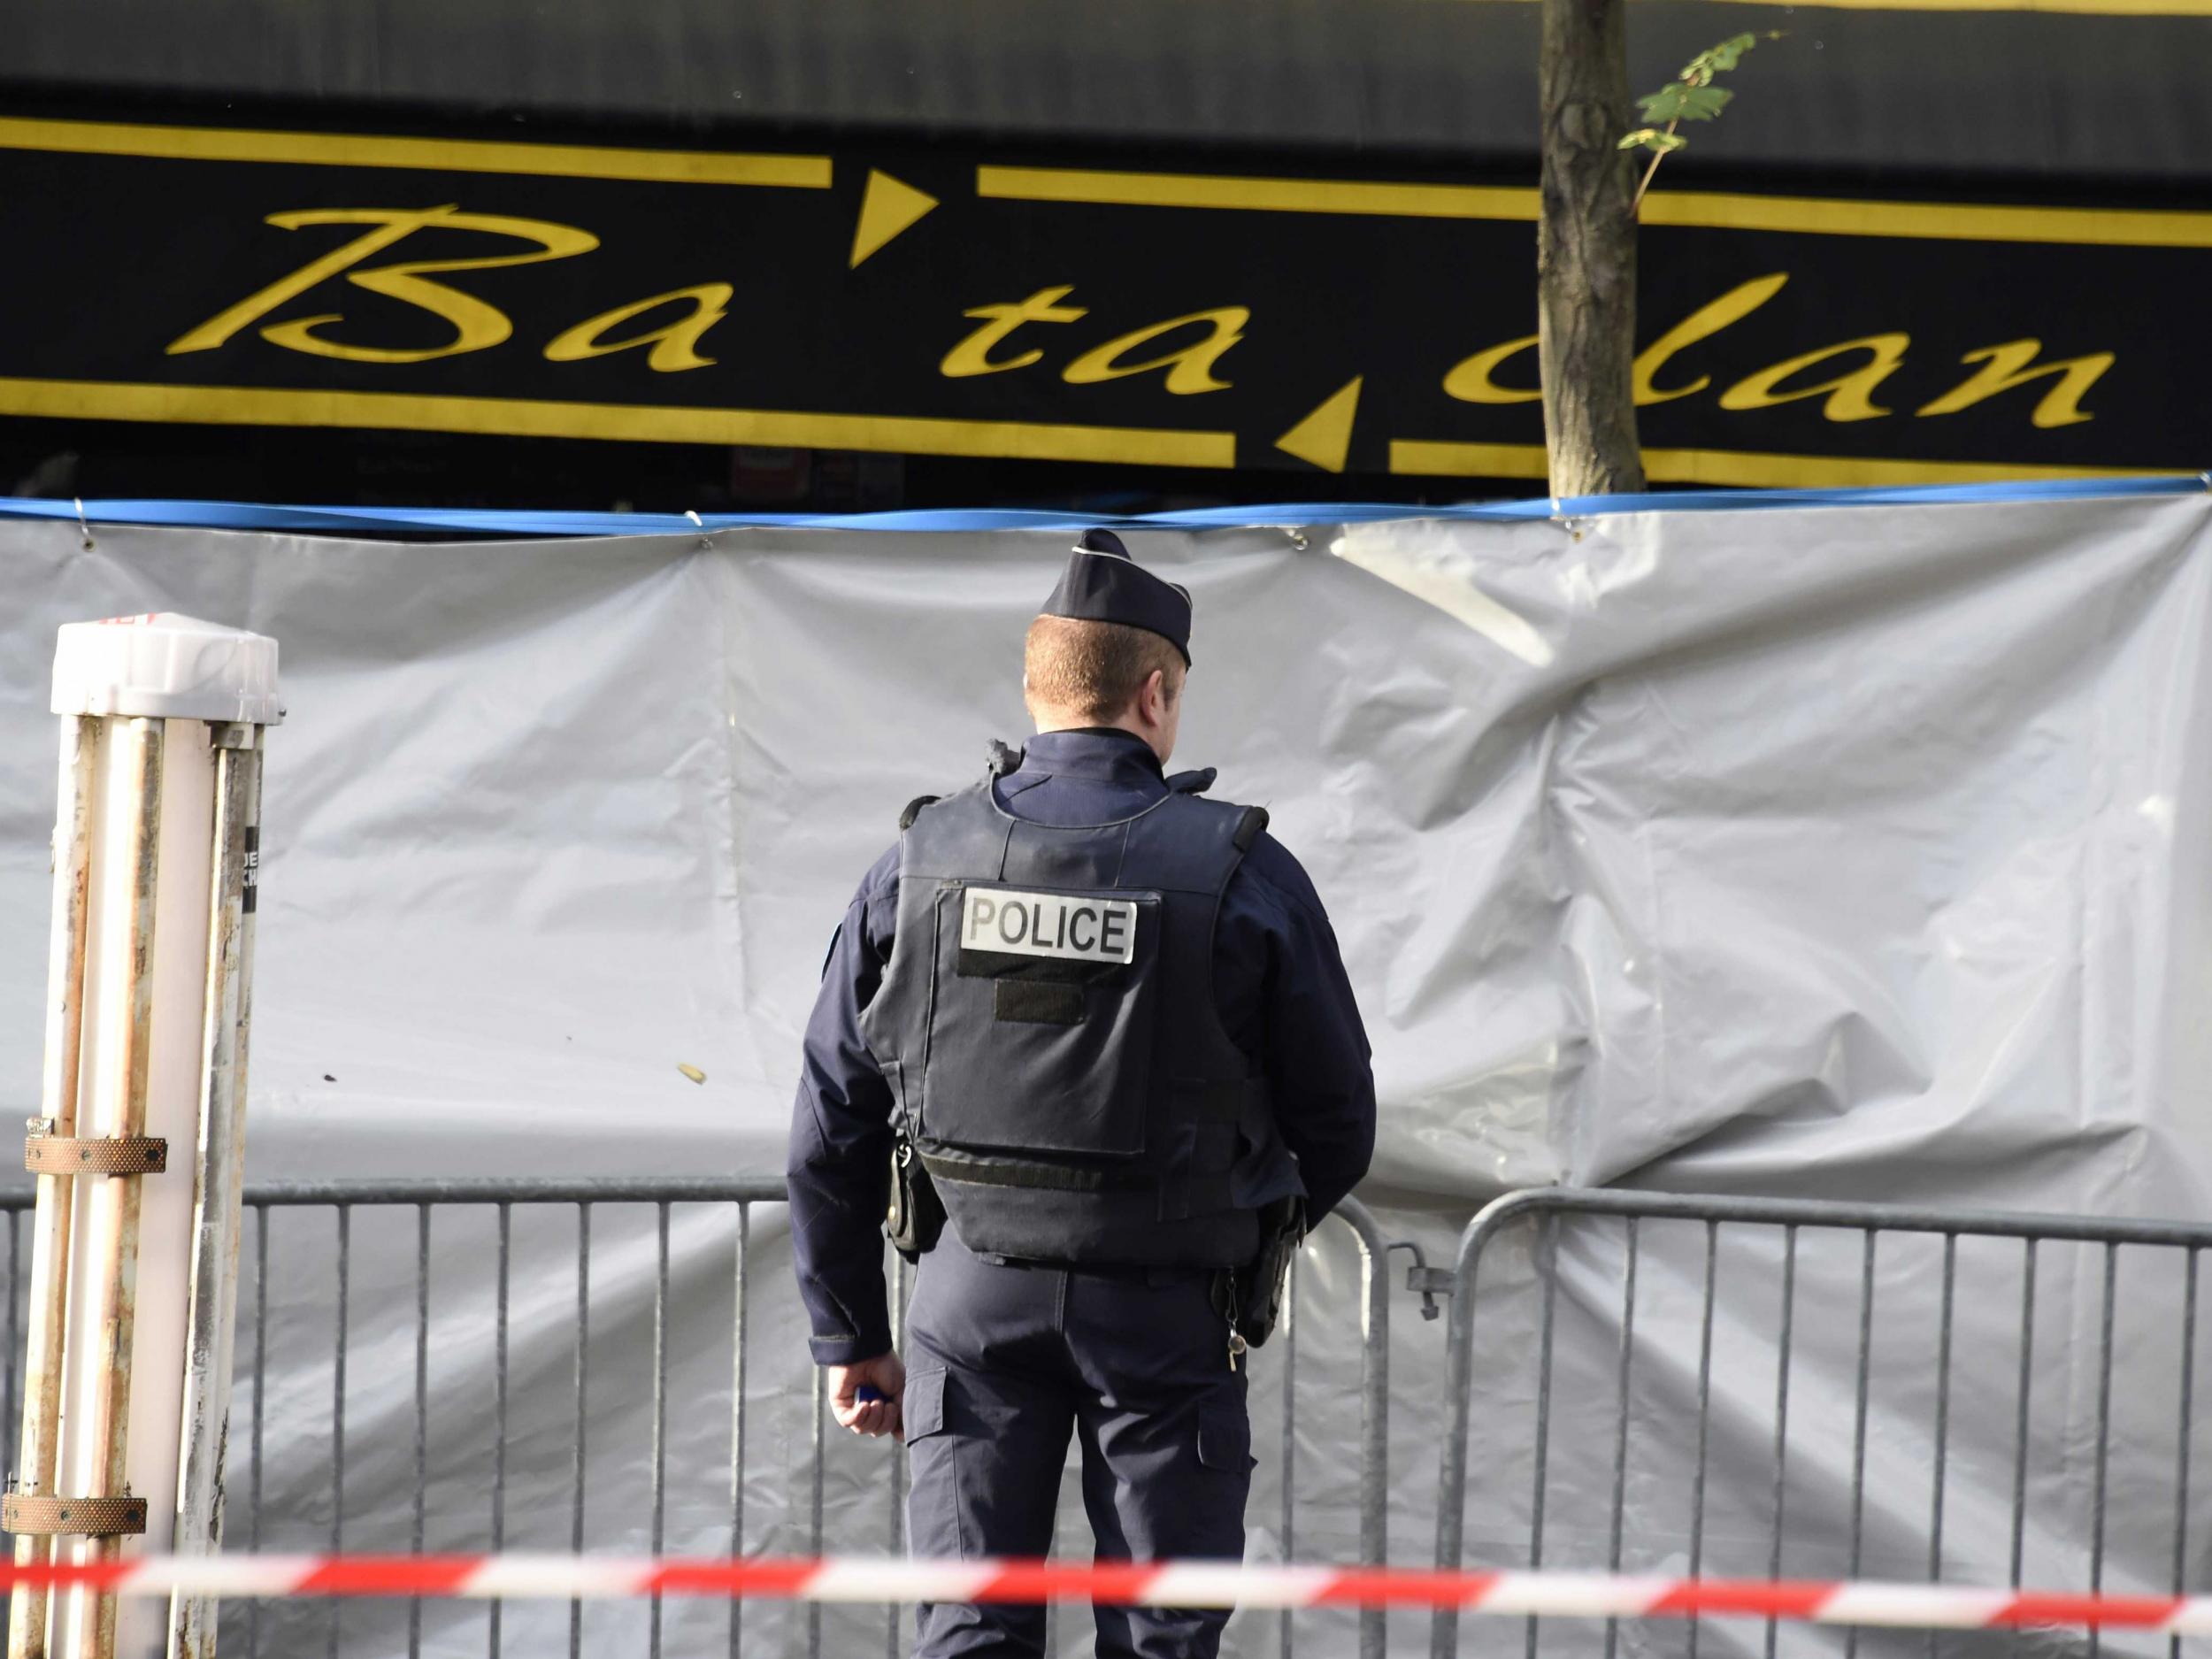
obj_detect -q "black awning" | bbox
[11,0,2212,188]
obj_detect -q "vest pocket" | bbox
[922,884,1162,1159]
[994,980,1083,1025]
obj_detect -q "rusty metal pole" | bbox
[9,717,101,1659]
[166,728,265,1659]
[12,615,281,1659]
[72,716,166,1659]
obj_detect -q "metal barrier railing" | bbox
[18,1173,2197,1659]
[1430,1188,2212,1659]
[0,1179,1389,1659]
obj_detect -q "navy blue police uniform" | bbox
[787,533,1377,1659]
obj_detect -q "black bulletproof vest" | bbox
[859,763,1293,1268]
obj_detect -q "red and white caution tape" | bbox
[4,1556,2208,1628]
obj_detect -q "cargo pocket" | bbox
[899,1367,966,1558]
[902,1365,948,1444]
[1196,1396,1255,1473]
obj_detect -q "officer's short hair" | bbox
[1024,615,1186,720]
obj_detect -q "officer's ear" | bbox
[1151,664,1185,715]
[1139,666,1178,726]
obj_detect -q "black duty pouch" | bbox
[885,1135,946,1263]
[1214,1195,1306,1348]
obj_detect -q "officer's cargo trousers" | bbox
[902,1231,1254,1659]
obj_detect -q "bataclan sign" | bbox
[0,116,2201,487]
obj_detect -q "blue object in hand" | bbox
[856,1384,886,1403]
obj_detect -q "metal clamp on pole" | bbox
[1386,1240,1454,1321]
[0,1497,147,1540]
[22,1134,166,1178]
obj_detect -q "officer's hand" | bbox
[827,1353,907,1441]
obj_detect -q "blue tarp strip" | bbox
[0,475,2204,538]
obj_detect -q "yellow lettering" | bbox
[169,206,598,364]
[1443,335,1540,404]
[1718,334,1910,423]
[544,284,733,373]
[1915,339,2113,428]
[940,286,1087,378]
[1634,273,1789,406]
[1062,307,1248,395]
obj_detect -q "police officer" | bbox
[787,530,1376,1658]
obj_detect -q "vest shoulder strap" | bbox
[899,780,1012,878]
[1113,789,1265,892]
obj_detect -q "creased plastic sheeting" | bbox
[1332,496,2212,1212]
[0,493,2208,1657]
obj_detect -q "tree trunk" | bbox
[1539,0,1646,496]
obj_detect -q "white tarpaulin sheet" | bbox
[2,488,2210,1656]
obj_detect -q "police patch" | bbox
[959,887,1138,965]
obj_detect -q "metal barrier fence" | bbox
[1431,1188,2212,1659]
[4,1179,2204,1659]
[0,1179,1393,1659]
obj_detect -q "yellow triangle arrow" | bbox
[850,170,940,268]
[1275,377,1363,472]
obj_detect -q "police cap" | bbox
[1041,530,1194,666]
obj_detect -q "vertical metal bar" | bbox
[4,1209,18,1504]
[1602,1219,1640,1659]
[73,716,164,1659]
[1344,1203,1391,1659]
[248,1204,267,1659]
[650,1202,671,1659]
[1279,1252,1299,1659]
[2006,1238,2038,1659]
[491,1202,511,1659]
[9,714,96,1659]
[733,1208,754,1650]
[1686,1222,1718,1659]
[887,1248,909,1659]
[1926,1234,1957,1659]
[328,1203,350,1659]
[1432,1218,1490,1659]
[2172,1248,2198,1659]
[809,1344,826,1659]
[2088,1242,2118,1659]
[171,727,265,1659]
[409,1202,431,1659]
[1525,1213,1561,1659]
[570,1204,590,1659]
[2010,1241,2037,1597]
[1763,1225,1797,1659]
[1045,1508,1062,1659]
[1844,1231,1877,1659]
